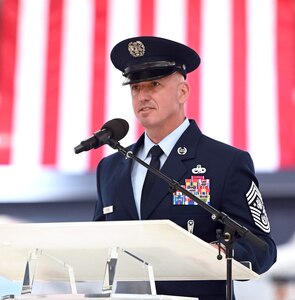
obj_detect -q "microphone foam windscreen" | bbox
[102,118,129,141]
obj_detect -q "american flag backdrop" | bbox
[0,0,294,174]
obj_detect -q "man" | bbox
[93,36,277,299]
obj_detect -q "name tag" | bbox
[103,205,113,215]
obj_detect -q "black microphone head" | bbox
[102,118,129,141]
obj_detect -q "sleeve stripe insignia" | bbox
[246,181,270,233]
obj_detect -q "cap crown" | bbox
[110,36,201,85]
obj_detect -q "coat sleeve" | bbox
[221,150,277,274]
[93,158,106,221]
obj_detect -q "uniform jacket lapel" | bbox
[141,120,203,219]
[113,135,145,220]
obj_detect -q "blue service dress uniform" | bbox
[93,119,277,300]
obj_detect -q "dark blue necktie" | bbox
[140,145,164,218]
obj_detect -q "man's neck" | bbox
[145,117,186,144]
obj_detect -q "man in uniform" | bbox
[93,36,277,300]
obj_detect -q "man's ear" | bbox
[178,81,190,104]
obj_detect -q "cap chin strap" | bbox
[122,61,187,86]
[123,70,180,86]
[123,60,180,75]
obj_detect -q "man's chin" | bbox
[137,114,153,126]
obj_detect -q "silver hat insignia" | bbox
[128,41,145,57]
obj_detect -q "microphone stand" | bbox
[107,139,268,300]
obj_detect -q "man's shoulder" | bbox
[201,134,244,154]
[186,119,246,156]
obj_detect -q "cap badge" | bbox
[128,41,145,57]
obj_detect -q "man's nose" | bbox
[136,85,150,100]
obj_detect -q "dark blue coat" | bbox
[93,120,277,300]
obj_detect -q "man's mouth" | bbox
[139,107,153,112]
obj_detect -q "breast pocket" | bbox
[171,203,211,216]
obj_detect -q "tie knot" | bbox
[149,145,164,159]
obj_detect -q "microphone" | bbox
[74,118,129,154]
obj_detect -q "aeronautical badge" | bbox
[246,181,270,233]
[128,41,145,57]
[173,176,210,206]
[192,164,206,174]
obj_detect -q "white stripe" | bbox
[246,181,255,197]
[254,220,270,231]
[247,0,279,171]
[250,208,263,216]
[12,0,49,167]
[247,189,259,203]
[200,0,232,145]
[246,189,255,200]
[105,0,140,156]
[155,0,187,43]
[57,0,94,172]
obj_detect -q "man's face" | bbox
[130,72,189,132]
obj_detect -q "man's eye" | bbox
[151,81,160,87]
[131,85,139,91]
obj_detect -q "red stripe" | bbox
[136,0,156,137]
[186,0,201,123]
[42,0,63,165]
[89,0,108,169]
[276,0,295,168]
[232,0,247,150]
[139,0,155,36]
[0,0,19,164]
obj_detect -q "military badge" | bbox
[192,164,206,174]
[128,41,145,57]
[173,176,210,205]
[177,147,187,155]
[246,181,270,233]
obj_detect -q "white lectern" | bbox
[0,220,259,300]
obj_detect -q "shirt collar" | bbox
[143,118,190,159]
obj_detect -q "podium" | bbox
[0,220,259,299]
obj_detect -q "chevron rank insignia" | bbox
[246,181,270,233]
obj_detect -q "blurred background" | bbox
[0,0,294,299]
